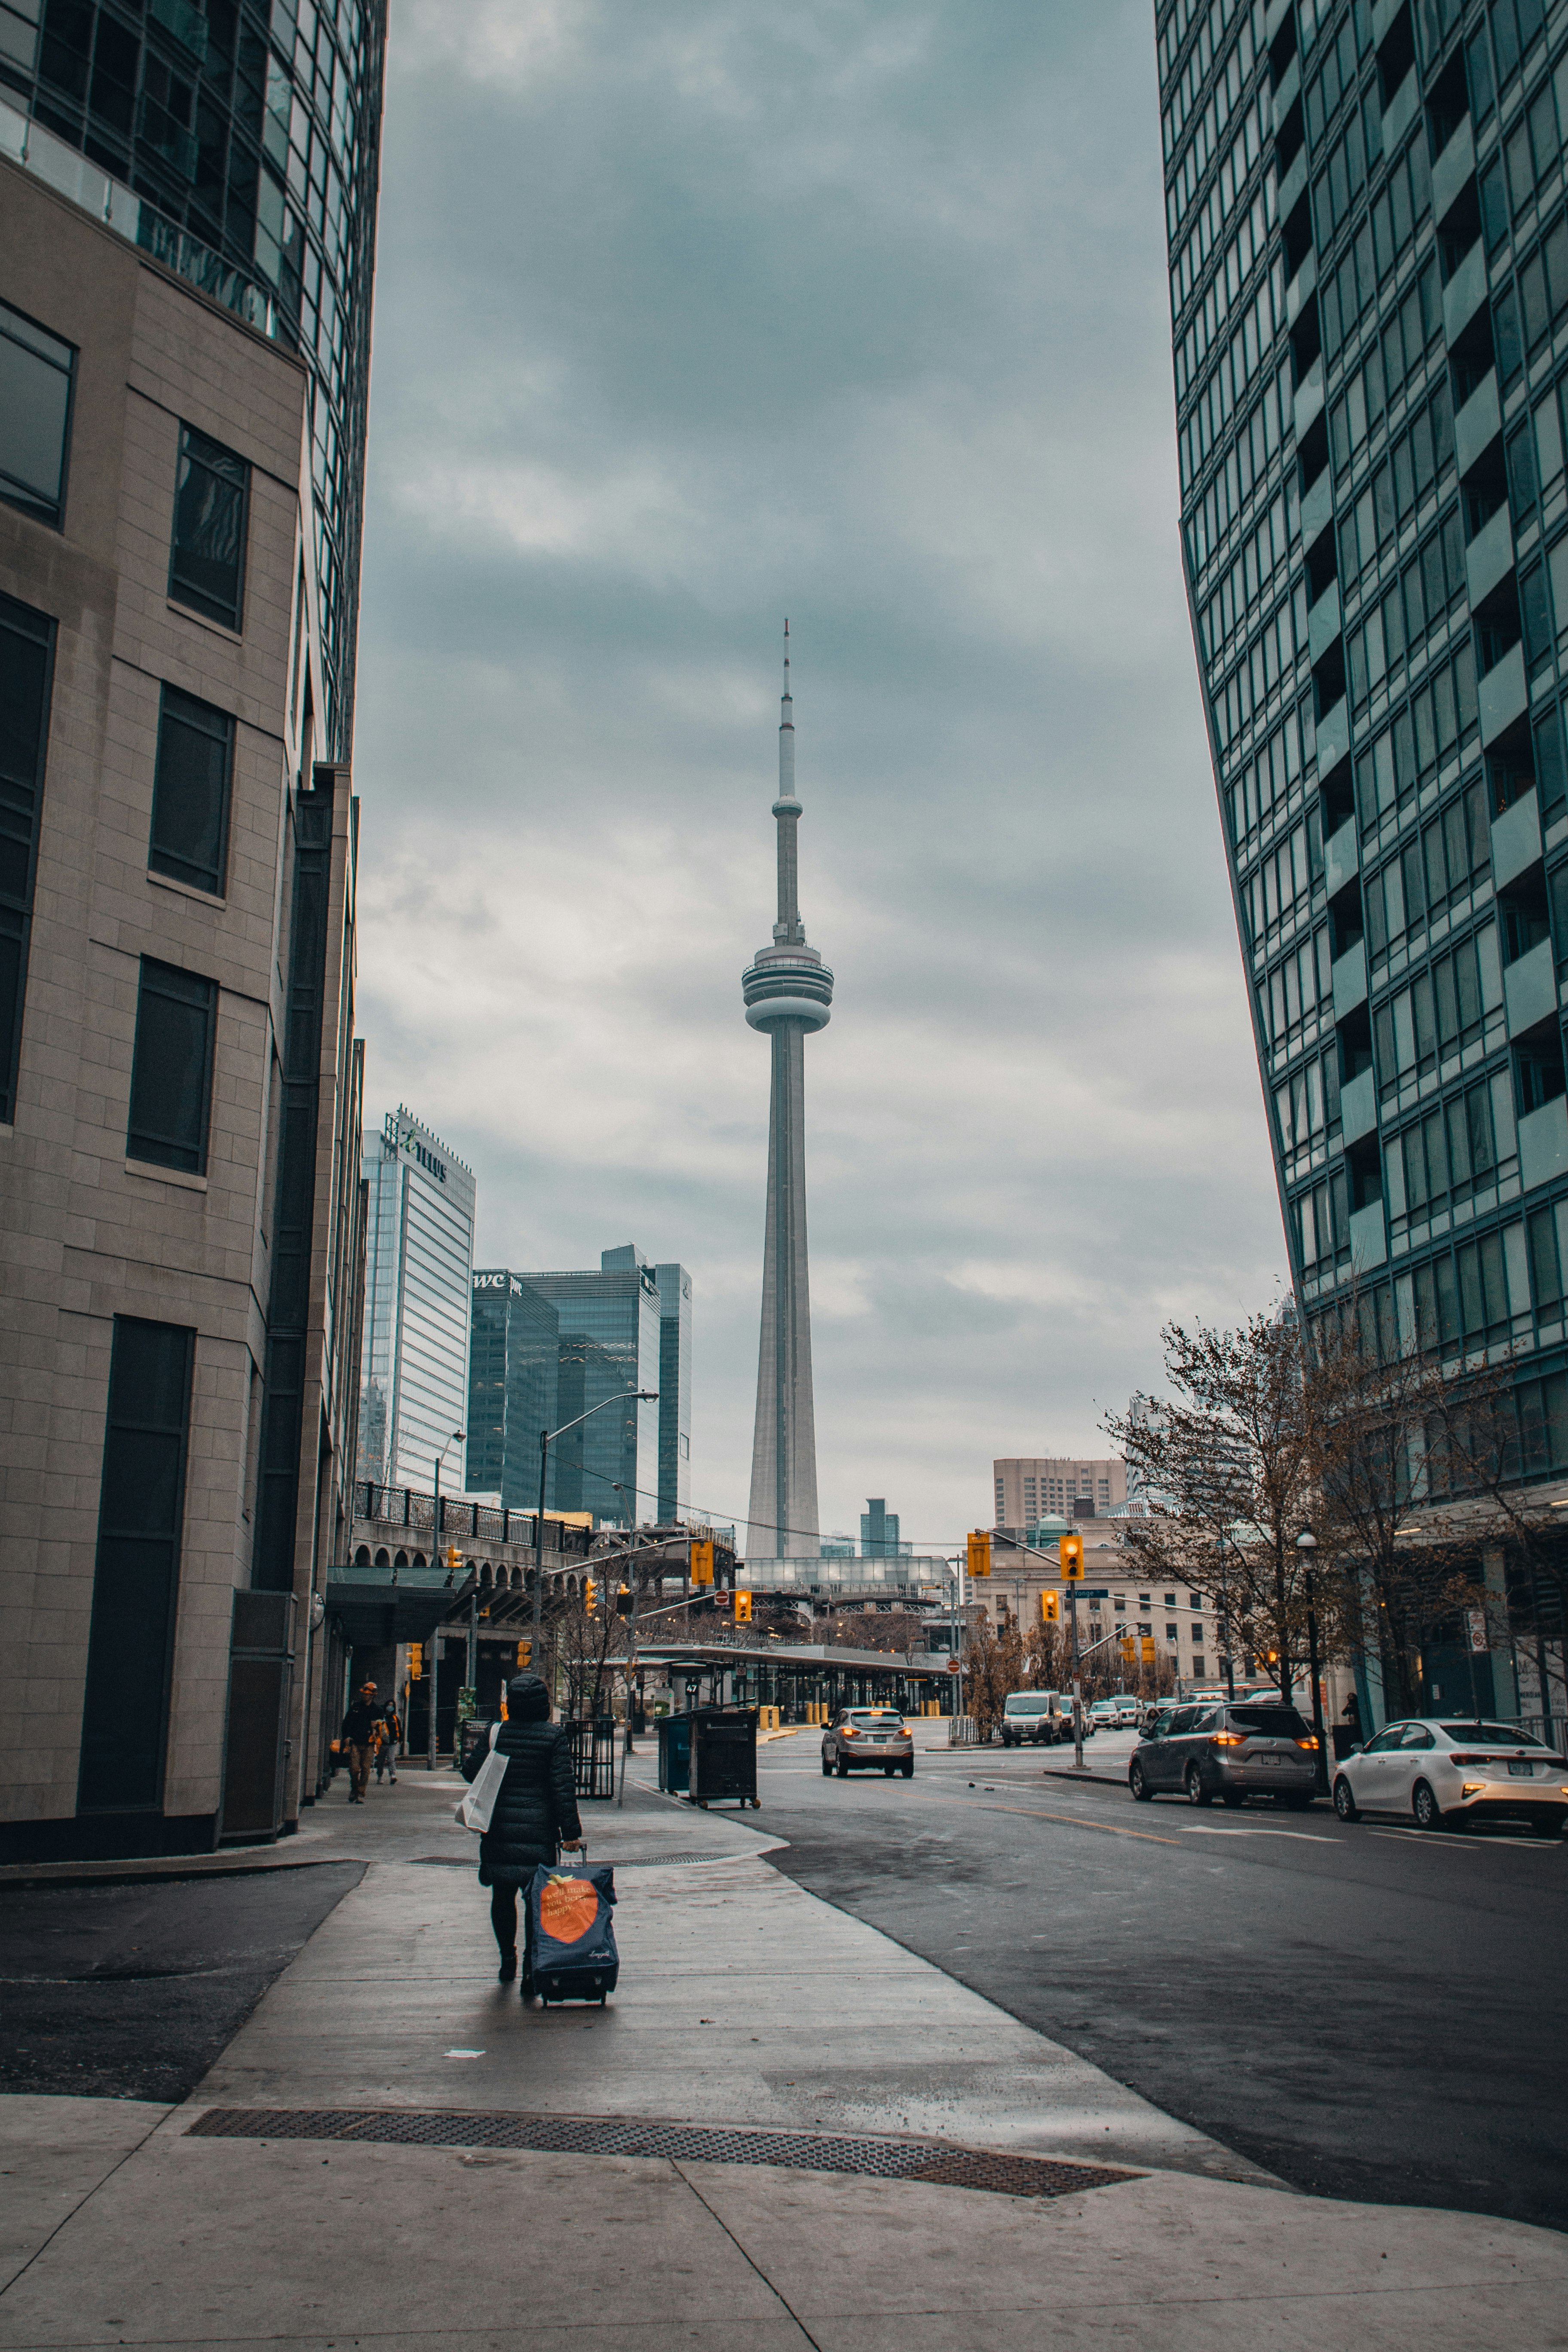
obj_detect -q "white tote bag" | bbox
[456,1722,507,1833]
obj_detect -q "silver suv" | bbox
[1129,1697,1320,1807]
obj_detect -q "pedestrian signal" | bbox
[515,1639,532,1669]
[615,1582,633,1618]
[1040,1590,1060,1623]
[690,1539,715,1587]
[734,1591,753,1624]
[407,1642,423,1679]
[1060,1531,1084,1579]
[966,1530,992,1579]
[585,1576,597,1615]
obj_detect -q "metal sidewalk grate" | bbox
[184,2107,1134,2199]
[410,1853,735,1870]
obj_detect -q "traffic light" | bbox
[734,1591,753,1624]
[585,1576,597,1615]
[514,1639,532,1669]
[1040,1590,1059,1623]
[444,1545,462,1575]
[1060,1531,1084,1580]
[967,1530,992,1579]
[690,1539,715,1587]
[407,1642,423,1680]
[1119,1632,1135,1663]
[1140,1634,1156,1664]
[615,1582,633,1618]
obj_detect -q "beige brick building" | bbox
[992,1455,1127,1528]
[0,159,367,1859]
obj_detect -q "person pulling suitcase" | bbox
[460,1672,580,1994]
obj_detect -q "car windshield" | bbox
[1438,1722,1547,1746]
[848,1711,903,1726]
[1005,1696,1050,1713]
[1228,1706,1310,1737]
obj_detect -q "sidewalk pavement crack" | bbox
[0,2109,172,2302]
[669,2159,825,2351]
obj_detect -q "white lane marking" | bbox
[1178,1826,1336,1842]
[1366,1828,1550,1850]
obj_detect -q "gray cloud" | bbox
[353,0,1288,1548]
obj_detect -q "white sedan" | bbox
[1333,1718,1568,1834]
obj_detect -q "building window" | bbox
[168,424,249,630]
[149,686,234,894]
[127,958,217,1173]
[0,299,75,530]
[0,591,55,1124]
[78,1317,195,1813]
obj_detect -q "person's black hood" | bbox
[506,1673,551,1723]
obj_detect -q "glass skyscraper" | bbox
[0,0,383,757]
[515,1246,664,1527]
[467,1270,560,1512]
[1162,0,1568,1461]
[357,1109,476,1493]
[653,1259,693,1522]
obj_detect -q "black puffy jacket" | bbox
[463,1680,581,1886]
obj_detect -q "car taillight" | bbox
[1210,1732,1244,1746]
[1296,1736,1319,1750]
[1449,1754,1487,1766]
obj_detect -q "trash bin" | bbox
[689,1706,759,1809]
[656,1711,692,1794]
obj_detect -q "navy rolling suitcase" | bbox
[526,1852,619,2005]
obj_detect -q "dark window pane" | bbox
[168,423,249,629]
[149,687,233,894]
[78,1318,194,1813]
[126,958,216,1173]
[0,591,55,1122]
[0,298,75,530]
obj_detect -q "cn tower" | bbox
[743,624,833,1559]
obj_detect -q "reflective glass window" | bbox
[0,299,75,530]
[168,424,250,630]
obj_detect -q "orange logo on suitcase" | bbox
[539,1874,600,1945]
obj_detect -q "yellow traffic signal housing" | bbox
[585,1576,597,1615]
[615,1582,633,1619]
[734,1591,753,1624]
[407,1642,423,1679]
[1060,1531,1084,1579]
[966,1530,992,1579]
[444,1546,462,1574]
[1140,1634,1156,1664]
[1040,1590,1060,1623]
[689,1539,715,1587]
[514,1639,532,1669]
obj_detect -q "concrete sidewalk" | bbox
[1,1767,1565,2351]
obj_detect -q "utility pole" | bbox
[427,1428,464,1771]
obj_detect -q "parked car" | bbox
[821,1707,914,1778]
[1332,1718,1568,1833]
[1129,1697,1319,1807]
[1087,1698,1121,1730]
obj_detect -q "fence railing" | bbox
[355,1483,593,1556]
[567,1720,618,1798]
[947,1714,980,1745]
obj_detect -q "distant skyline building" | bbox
[1157,0,1568,1498]
[860,1499,906,1557]
[993,1457,1127,1529]
[654,1260,694,1523]
[517,1246,662,1526]
[467,1271,559,1511]
[744,626,833,1558]
[357,1110,476,1492]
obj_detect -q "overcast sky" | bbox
[351,0,1290,1551]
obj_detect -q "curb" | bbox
[1039,1767,1130,1791]
[0,1853,364,1893]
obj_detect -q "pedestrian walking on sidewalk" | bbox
[340,1681,385,1803]
[374,1700,402,1785]
[461,1671,581,1993]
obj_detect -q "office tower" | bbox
[519,1246,661,1526]
[357,1111,476,1493]
[993,1458,1127,1529]
[1161,0,1568,1431]
[0,27,382,1855]
[654,1260,693,1523]
[860,1499,901,1556]
[467,1271,560,1512]
[744,627,833,1557]
[0,0,386,760]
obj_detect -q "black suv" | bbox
[1129,1697,1319,1807]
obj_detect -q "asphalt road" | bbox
[0,1862,364,2101]
[756,1729,1568,2233]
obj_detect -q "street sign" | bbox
[946,1660,961,1673]
[1467,1608,1488,1654]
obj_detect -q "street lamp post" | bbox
[427,1428,465,1772]
[1296,1527,1329,1793]
[532,1390,658,1695]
